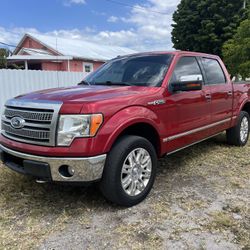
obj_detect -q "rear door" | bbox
[201,57,233,127]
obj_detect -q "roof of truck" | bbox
[121,50,221,59]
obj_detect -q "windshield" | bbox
[84,54,173,87]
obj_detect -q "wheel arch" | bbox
[104,121,162,157]
[116,122,161,156]
[241,102,250,117]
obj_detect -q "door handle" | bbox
[205,94,211,101]
[228,91,233,96]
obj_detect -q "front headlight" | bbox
[57,114,103,146]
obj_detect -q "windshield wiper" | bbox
[78,80,91,86]
[95,81,132,86]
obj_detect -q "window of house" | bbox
[202,58,226,84]
[83,63,93,73]
[170,56,203,84]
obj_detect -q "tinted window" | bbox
[84,54,173,87]
[170,57,203,83]
[202,58,226,84]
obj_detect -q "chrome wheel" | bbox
[121,148,152,196]
[240,117,249,143]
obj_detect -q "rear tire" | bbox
[99,135,157,207]
[226,111,250,146]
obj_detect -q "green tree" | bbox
[222,16,250,78]
[172,0,249,58]
[0,48,8,69]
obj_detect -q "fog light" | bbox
[58,165,75,178]
[68,166,75,176]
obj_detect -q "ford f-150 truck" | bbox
[0,51,250,206]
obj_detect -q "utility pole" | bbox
[243,0,246,9]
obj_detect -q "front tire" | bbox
[100,135,157,207]
[226,111,250,146]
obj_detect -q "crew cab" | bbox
[0,51,250,206]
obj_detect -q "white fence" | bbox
[0,69,86,128]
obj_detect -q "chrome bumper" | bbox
[0,144,106,182]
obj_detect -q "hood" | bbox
[15,85,153,104]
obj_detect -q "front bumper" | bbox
[0,144,106,182]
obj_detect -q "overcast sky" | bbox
[0,0,181,52]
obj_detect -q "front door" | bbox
[163,55,212,153]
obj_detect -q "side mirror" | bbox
[170,74,203,92]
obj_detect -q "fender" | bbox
[101,106,162,153]
[236,94,250,117]
[231,93,250,127]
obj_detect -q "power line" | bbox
[0,41,55,56]
[0,41,15,49]
[104,0,169,15]
[103,0,242,19]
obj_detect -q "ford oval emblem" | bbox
[10,117,25,129]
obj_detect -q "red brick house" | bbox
[7,33,136,73]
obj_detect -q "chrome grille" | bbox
[4,108,53,122]
[1,99,62,146]
[2,123,50,141]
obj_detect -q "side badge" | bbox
[148,100,166,106]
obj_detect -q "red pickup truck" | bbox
[1,51,250,206]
